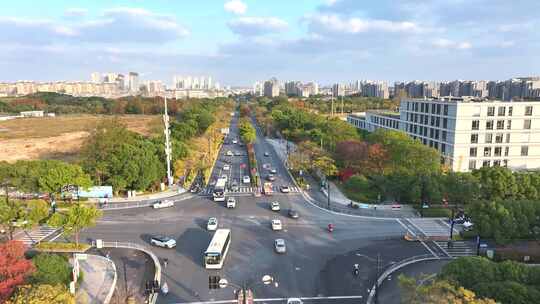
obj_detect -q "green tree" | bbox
[398,275,496,304]
[7,284,74,304]
[313,155,338,177]
[367,129,440,176]
[473,167,517,201]
[441,257,497,289]
[37,161,92,196]
[31,254,71,286]
[443,172,480,206]
[0,199,49,241]
[48,205,102,246]
[238,119,256,144]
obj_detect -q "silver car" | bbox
[274,238,286,253]
[150,235,176,248]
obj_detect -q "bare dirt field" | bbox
[0,115,161,162]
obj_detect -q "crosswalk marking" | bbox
[434,240,476,258]
[14,226,60,246]
[406,218,458,237]
[200,185,300,196]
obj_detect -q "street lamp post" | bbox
[327,178,331,209]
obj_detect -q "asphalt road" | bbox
[80,111,432,304]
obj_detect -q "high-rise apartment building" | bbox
[128,72,139,93]
[264,78,280,97]
[347,97,540,172]
[332,83,344,97]
[91,72,102,83]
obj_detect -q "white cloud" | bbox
[432,38,472,50]
[228,17,288,36]
[0,7,190,45]
[64,8,88,17]
[306,14,427,34]
[224,0,247,15]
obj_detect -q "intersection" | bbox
[80,112,463,303]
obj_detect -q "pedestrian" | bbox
[163,258,168,268]
[105,251,110,259]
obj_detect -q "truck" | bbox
[213,178,227,202]
[263,182,273,196]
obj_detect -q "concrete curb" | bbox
[365,255,452,304]
[89,254,117,304]
[95,241,162,304]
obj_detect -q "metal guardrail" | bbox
[98,241,161,304]
[366,254,451,304]
[98,193,195,211]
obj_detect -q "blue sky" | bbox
[0,0,539,86]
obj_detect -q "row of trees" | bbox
[238,118,256,144]
[80,119,165,192]
[399,275,496,304]
[1,241,75,303]
[269,101,360,151]
[0,92,231,116]
[440,256,540,304]
[251,95,399,116]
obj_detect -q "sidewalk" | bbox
[267,137,417,218]
[76,254,117,304]
[89,186,187,204]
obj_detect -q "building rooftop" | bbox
[406,96,540,103]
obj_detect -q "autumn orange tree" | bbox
[0,241,35,301]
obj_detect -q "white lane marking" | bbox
[421,241,438,258]
[396,219,413,235]
[254,295,365,302]
[432,240,450,257]
[406,219,428,236]
[300,191,399,221]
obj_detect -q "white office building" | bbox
[347,97,540,172]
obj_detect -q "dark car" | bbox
[288,209,299,219]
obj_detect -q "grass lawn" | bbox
[0,114,161,140]
[0,114,161,162]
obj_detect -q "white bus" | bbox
[213,177,227,202]
[204,228,231,269]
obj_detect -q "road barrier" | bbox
[98,194,194,211]
[95,241,161,304]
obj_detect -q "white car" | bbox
[287,299,303,304]
[153,200,174,209]
[271,219,283,231]
[223,164,230,171]
[274,238,286,253]
[207,217,218,231]
[232,140,238,144]
[150,235,176,248]
[270,201,280,211]
[280,186,291,193]
[270,169,277,174]
[226,150,233,156]
[242,176,251,184]
[227,197,236,208]
[221,175,228,182]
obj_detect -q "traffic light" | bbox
[208,275,220,289]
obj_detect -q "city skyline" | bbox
[0,0,539,85]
